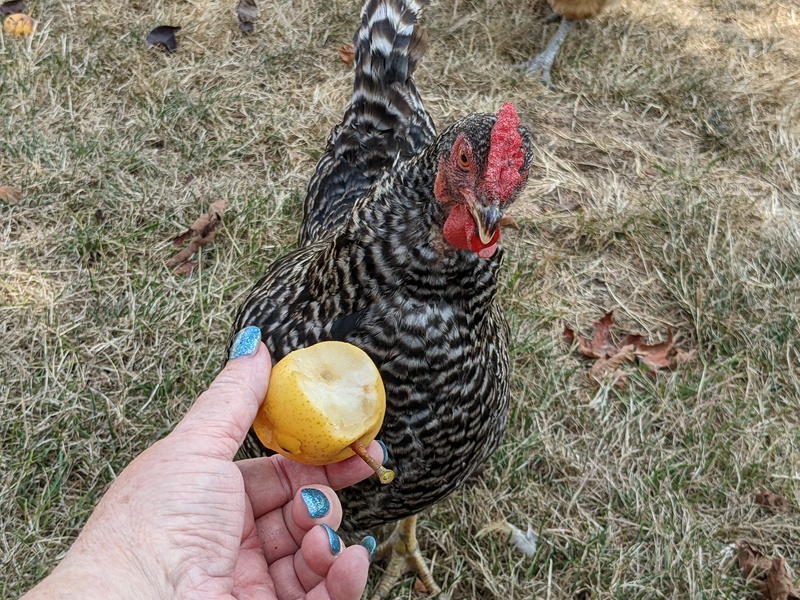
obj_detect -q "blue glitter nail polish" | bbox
[360,535,377,563]
[321,524,341,554]
[300,488,330,519]
[229,326,261,359]
[376,440,388,465]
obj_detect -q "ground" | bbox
[1,0,799,598]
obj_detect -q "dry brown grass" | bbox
[2,0,799,598]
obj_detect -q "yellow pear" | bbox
[253,341,394,483]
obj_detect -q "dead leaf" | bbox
[589,345,636,387]
[756,490,793,513]
[565,312,620,359]
[146,25,180,53]
[738,541,773,581]
[0,185,22,204]
[499,214,519,230]
[567,313,695,387]
[237,0,258,34]
[766,557,800,600]
[338,44,355,65]
[167,199,227,270]
[0,0,27,16]
[634,329,696,373]
[174,260,196,277]
[413,578,427,593]
[737,542,800,599]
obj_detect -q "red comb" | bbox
[484,103,526,202]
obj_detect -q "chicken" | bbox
[230,0,534,597]
[516,0,610,87]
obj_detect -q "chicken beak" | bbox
[469,203,502,245]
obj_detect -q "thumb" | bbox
[172,326,271,460]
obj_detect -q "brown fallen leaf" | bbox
[564,312,620,359]
[174,260,196,277]
[634,329,696,374]
[0,185,22,204]
[498,214,519,230]
[589,344,636,387]
[168,198,228,270]
[738,540,774,581]
[756,490,793,513]
[237,0,258,34]
[766,557,800,600]
[566,313,694,387]
[737,542,800,600]
[338,43,355,65]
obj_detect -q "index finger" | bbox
[237,441,387,518]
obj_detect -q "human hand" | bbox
[23,326,382,600]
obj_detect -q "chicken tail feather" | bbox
[299,0,435,245]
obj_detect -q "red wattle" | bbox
[443,204,499,258]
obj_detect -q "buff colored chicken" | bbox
[517,0,611,87]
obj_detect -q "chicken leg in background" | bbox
[516,0,610,87]
[231,0,534,597]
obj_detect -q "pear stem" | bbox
[350,440,394,484]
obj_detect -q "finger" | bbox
[173,327,271,460]
[238,440,387,518]
[284,486,343,549]
[294,523,343,591]
[306,545,371,600]
[254,486,343,565]
[269,537,370,600]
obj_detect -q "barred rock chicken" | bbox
[230,0,533,596]
[517,0,610,87]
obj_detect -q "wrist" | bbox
[22,542,169,600]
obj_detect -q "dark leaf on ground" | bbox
[566,312,694,385]
[0,0,27,16]
[237,0,258,34]
[756,490,793,513]
[168,198,228,271]
[146,25,181,53]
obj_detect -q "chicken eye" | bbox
[458,149,470,168]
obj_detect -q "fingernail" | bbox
[360,535,377,563]
[300,488,330,519]
[321,524,341,555]
[376,439,388,465]
[229,326,261,359]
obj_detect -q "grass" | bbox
[1,0,799,597]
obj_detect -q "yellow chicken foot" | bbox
[513,17,574,88]
[370,515,441,599]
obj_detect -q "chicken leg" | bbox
[514,16,574,88]
[370,515,441,599]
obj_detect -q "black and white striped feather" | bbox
[299,0,435,246]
